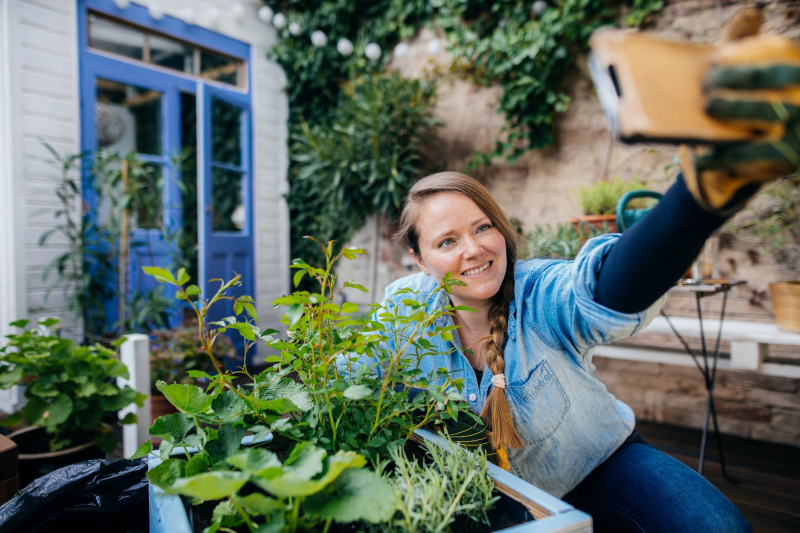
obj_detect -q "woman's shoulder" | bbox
[383,271,439,302]
[513,257,571,284]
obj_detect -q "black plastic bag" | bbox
[0,458,148,533]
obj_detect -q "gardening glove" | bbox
[681,7,800,217]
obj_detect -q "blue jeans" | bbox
[562,433,751,533]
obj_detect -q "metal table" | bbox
[660,279,745,482]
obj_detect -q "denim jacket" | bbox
[370,234,664,498]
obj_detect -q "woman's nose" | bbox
[462,237,482,258]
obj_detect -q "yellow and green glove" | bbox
[682,10,800,217]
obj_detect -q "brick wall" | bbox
[594,356,800,447]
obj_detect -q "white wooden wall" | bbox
[0,0,290,351]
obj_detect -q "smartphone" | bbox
[588,29,784,145]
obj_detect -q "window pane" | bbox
[180,92,199,283]
[96,79,162,155]
[200,50,241,86]
[211,167,244,233]
[212,99,242,166]
[150,34,194,73]
[133,162,163,230]
[88,13,144,60]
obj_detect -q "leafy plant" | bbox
[373,440,499,533]
[288,72,440,274]
[522,222,584,260]
[0,318,145,452]
[138,238,489,531]
[574,176,649,215]
[728,174,800,278]
[38,144,180,338]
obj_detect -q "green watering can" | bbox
[615,190,663,232]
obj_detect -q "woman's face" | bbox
[411,192,507,308]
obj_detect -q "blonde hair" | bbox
[397,172,524,450]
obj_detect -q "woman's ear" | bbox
[410,249,429,275]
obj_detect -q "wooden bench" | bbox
[0,434,19,504]
[594,316,800,377]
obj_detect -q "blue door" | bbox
[79,0,254,358]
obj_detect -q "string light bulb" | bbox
[427,39,442,55]
[337,38,353,56]
[258,6,274,23]
[393,42,409,59]
[113,0,130,8]
[289,22,302,36]
[272,13,286,29]
[532,1,548,16]
[231,3,245,20]
[365,42,381,60]
[311,30,327,47]
[148,3,164,20]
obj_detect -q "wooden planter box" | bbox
[149,429,592,532]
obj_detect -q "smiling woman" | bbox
[379,170,761,533]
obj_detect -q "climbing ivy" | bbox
[262,0,663,265]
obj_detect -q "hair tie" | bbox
[490,373,506,389]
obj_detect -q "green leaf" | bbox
[293,269,306,287]
[147,458,187,489]
[0,411,23,427]
[205,425,246,464]
[150,413,194,441]
[156,382,212,414]
[251,449,365,498]
[0,366,23,388]
[142,266,176,284]
[211,390,248,420]
[186,284,201,296]
[257,378,313,411]
[226,448,282,474]
[185,452,212,476]
[235,493,283,516]
[343,282,368,292]
[23,394,72,428]
[304,468,395,523]
[168,471,249,500]
[119,412,138,425]
[286,303,304,326]
[343,384,373,400]
[176,267,190,286]
[129,440,152,460]
[212,500,244,528]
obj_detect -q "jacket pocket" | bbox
[505,360,571,445]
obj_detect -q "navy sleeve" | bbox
[594,175,727,313]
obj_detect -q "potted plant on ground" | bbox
[729,174,800,331]
[0,318,146,487]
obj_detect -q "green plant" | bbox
[288,71,440,274]
[728,174,800,278]
[523,222,584,260]
[574,176,649,215]
[265,0,663,268]
[38,144,180,338]
[149,319,233,394]
[374,440,499,532]
[0,318,145,452]
[138,239,489,531]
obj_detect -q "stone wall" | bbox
[335,1,800,446]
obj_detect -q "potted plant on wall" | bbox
[0,319,146,487]
[571,176,651,238]
[730,175,800,332]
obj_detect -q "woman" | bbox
[386,171,751,532]
[372,11,798,529]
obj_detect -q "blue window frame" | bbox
[78,0,254,358]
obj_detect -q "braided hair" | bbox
[396,172,524,450]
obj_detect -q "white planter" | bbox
[148,430,592,532]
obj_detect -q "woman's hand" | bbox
[682,10,800,216]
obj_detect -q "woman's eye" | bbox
[438,238,455,248]
[477,224,493,232]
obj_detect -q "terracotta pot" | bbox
[8,426,104,488]
[769,281,800,333]
[570,214,618,244]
